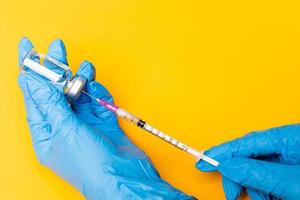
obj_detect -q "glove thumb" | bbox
[218,158,300,199]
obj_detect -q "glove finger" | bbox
[44,39,68,76]
[243,154,283,200]
[222,156,278,200]
[72,61,96,113]
[18,74,52,159]
[75,60,95,82]
[86,81,116,123]
[46,39,68,64]
[18,37,34,66]
[23,73,75,138]
[246,189,270,200]
[76,60,96,82]
[241,155,281,200]
[222,176,242,200]
[196,143,228,171]
[218,157,298,199]
[196,126,293,172]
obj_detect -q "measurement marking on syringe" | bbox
[142,122,190,153]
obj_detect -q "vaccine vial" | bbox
[19,49,86,99]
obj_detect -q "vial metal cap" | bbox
[64,76,86,99]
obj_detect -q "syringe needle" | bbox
[83,91,219,167]
[82,90,97,100]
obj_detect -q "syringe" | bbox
[82,91,219,167]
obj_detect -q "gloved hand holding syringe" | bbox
[20,48,219,167]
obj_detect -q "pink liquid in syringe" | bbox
[96,98,118,113]
[82,91,118,113]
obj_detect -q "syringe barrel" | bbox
[139,122,196,154]
[115,108,141,124]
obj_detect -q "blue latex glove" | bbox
[196,125,300,200]
[18,37,193,200]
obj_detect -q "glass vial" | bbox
[19,49,86,99]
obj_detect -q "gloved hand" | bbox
[18,37,193,200]
[196,125,300,200]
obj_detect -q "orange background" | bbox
[1,0,300,199]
